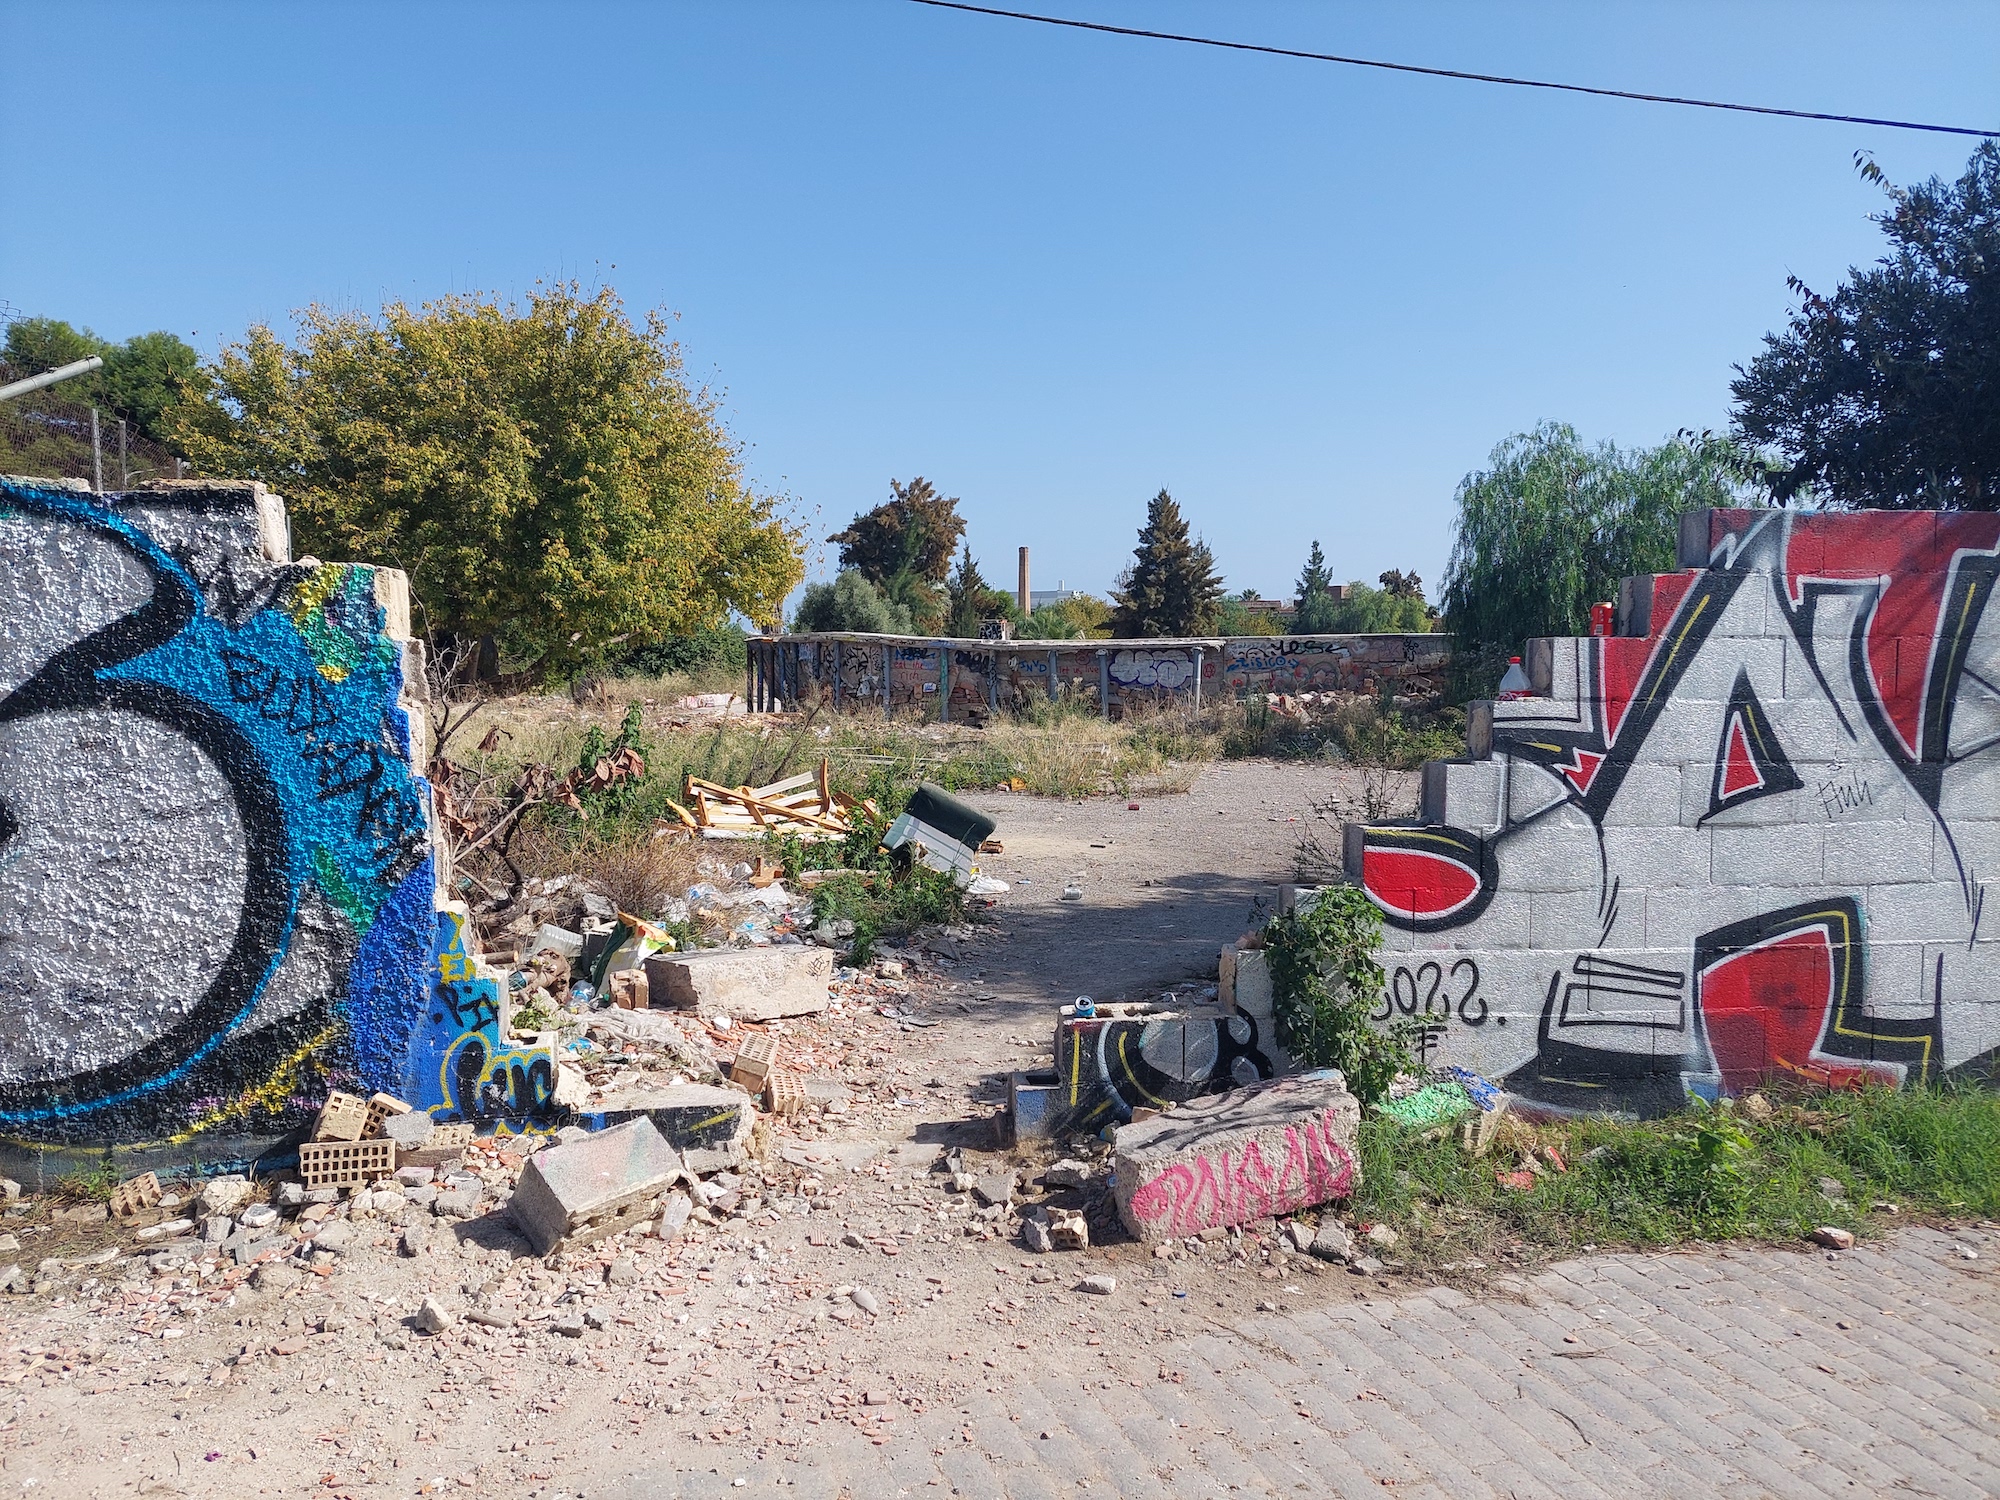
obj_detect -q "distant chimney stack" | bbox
[1017,547,1031,617]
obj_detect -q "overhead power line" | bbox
[909,0,2000,139]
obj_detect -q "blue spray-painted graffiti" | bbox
[0,478,439,1147]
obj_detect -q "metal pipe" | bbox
[939,644,951,723]
[1017,546,1030,617]
[1047,649,1058,702]
[1191,646,1203,713]
[881,644,892,719]
[1097,649,1110,721]
[91,407,102,492]
[745,646,756,714]
[0,355,104,404]
[988,650,999,715]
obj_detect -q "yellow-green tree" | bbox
[168,284,803,673]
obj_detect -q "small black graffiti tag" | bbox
[1377,958,1486,1027]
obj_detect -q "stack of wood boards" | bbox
[661,758,877,841]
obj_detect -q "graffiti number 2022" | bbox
[1379,959,1487,1027]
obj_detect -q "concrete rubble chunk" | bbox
[239,1204,279,1230]
[509,1118,684,1256]
[198,1177,251,1215]
[607,1256,639,1286]
[552,1312,587,1338]
[849,1286,880,1316]
[1365,1223,1399,1251]
[1350,1255,1386,1276]
[1021,1216,1054,1253]
[972,1172,1016,1208]
[594,1083,754,1176]
[415,1295,456,1334]
[1042,1160,1092,1190]
[1310,1220,1354,1263]
[1112,1071,1362,1243]
[1811,1226,1855,1251]
[384,1111,435,1150]
[313,1221,357,1253]
[1287,1220,1316,1254]
[1077,1274,1116,1295]
[648,945,834,1021]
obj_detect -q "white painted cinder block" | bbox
[1822,819,1935,886]
[1601,823,1711,888]
[1711,824,1824,887]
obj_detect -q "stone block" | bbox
[383,1111,434,1150]
[646,945,833,1021]
[592,1083,753,1175]
[509,1118,685,1257]
[1113,1071,1361,1243]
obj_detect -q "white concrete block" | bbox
[1823,819,1934,886]
[1712,824,1823,887]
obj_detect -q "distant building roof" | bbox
[1029,589,1080,608]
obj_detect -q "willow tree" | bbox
[1439,424,1749,690]
[168,283,803,673]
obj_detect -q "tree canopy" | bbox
[1440,423,1749,685]
[167,283,803,673]
[1109,489,1224,637]
[792,569,913,634]
[1732,142,2000,509]
[3,316,200,445]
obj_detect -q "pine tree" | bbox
[1109,489,1224,637]
[946,545,995,636]
[1293,540,1337,633]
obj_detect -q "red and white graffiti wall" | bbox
[1344,508,2000,1115]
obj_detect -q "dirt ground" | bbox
[0,759,1424,1499]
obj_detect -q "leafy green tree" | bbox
[1216,593,1283,636]
[3,317,200,444]
[792,569,913,633]
[1440,423,1749,687]
[1323,580,1433,633]
[1025,593,1110,639]
[1293,540,1339,633]
[829,478,966,587]
[168,282,803,674]
[1109,489,1224,637]
[1733,143,2000,508]
[1378,569,1424,601]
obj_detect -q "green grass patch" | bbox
[1346,1085,2000,1266]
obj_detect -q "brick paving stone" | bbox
[614,1232,2000,1497]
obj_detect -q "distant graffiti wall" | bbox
[1346,508,2000,1115]
[749,632,1448,717]
[0,477,552,1164]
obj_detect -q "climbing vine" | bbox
[1263,885,1420,1105]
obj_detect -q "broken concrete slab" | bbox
[1112,1070,1362,1243]
[383,1111,434,1151]
[972,1172,1016,1207]
[593,1083,753,1176]
[646,945,832,1021]
[509,1118,684,1256]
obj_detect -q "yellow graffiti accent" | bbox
[170,1023,344,1144]
[437,912,477,982]
[1115,1031,1170,1109]
[288,565,355,683]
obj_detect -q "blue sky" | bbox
[3,2,1995,607]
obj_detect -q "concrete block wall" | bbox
[0,476,558,1171]
[1342,507,2000,1115]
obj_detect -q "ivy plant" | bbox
[1263,884,1420,1106]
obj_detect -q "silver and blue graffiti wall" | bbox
[0,477,450,1159]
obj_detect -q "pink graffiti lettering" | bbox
[1126,1108,1357,1237]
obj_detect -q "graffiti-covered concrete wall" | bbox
[1345,507,2000,1115]
[750,631,1447,718]
[0,476,551,1172]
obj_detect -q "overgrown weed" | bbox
[1349,1084,2000,1267]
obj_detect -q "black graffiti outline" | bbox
[0,485,297,1124]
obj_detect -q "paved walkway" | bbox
[610,1224,2000,1499]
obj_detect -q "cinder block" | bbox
[1601,824,1710,888]
[1597,764,1683,829]
[1712,824,1823,886]
[1112,1071,1361,1242]
[647,945,832,1021]
[1528,889,1603,949]
[1420,759,1503,832]
[298,1137,395,1190]
[313,1093,369,1143]
[1823,820,1934,885]
[508,1118,684,1256]
[107,1171,161,1218]
[362,1092,412,1139]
